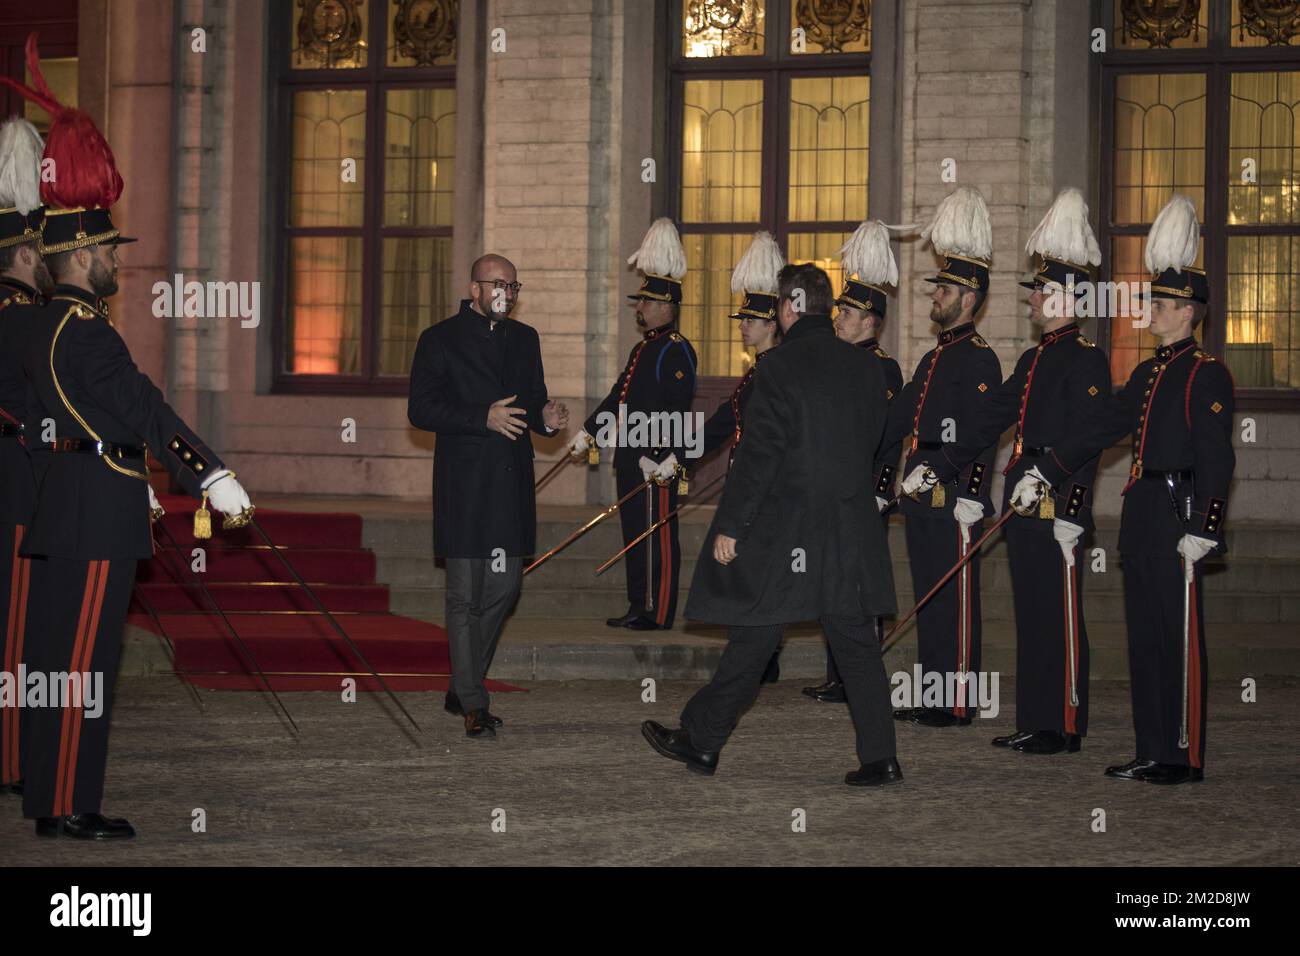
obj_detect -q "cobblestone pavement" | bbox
[2,677,1295,866]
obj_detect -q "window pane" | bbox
[286,236,364,375]
[1227,235,1300,388]
[380,236,454,376]
[1232,0,1300,47]
[680,233,754,377]
[1108,234,1204,386]
[788,75,868,222]
[681,79,764,223]
[1113,73,1206,225]
[385,88,456,227]
[387,0,459,66]
[25,58,76,134]
[292,90,368,227]
[787,230,851,299]
[291,0,369,69]
[1228,71,1300,225]
[790,0,870,53]
[1114,0,1207,49]
[682,0,765,57]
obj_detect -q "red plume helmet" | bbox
[0,32,123,209]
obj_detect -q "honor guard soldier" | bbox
[903,189,1111,753]
[569,218,697,631]
[698,232,783,680]
[1018,194,1234,785]
[3,48,254,837]
[0,115,49,796]
[884,187,1002,726]
[806,220,904,704]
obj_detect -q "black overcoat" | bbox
[408,300,553,559]
[684,314,897,625]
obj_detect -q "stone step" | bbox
[375,548,1299,596]
[119,617,1300,682]
[363,511,1300,560]
[389,583,1300,626]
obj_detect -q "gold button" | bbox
[182,451,192,461]
[170,440,180,450]
[196,463,204,472]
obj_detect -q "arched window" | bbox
[669,0,872,378]
[1099,0,1300,404]
[272,0,459,394]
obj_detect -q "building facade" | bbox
[2,0,1297,518]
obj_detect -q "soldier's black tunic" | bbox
[699,349,768,462]
[929,323,1112,735]
[823,336,902,683]
[583,323,697,628]
[877,322,1001,715]
[16,285,225,819]
[0,276,40,787]
[1036,336,1235,768]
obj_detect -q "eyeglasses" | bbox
[473,279,522,293]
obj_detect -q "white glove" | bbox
[1011,466,1048,513]
[651,453,679,483]
[1177,534,1216,575]
[875,496,890,514]
[1053,518,1084,567]
[202,469,252,516]
[568,429,591,458]
[953,497,983,545]
[147,485,165,520]
[902,464,937,496]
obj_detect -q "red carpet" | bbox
[127,495,521,694]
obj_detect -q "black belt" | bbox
[1022,445,1053,456]
[1139,469,1192,483]
[915,440,946,451]
[50,437,145,460]
[0,423,21,438]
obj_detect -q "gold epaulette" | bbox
[1194,349,1217,362]
[971,335,989,348]
[872,345,892,360]
[1077,335,1095,347]
[669,332,683,342]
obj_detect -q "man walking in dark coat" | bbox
[408,254,567,738]
[641,264,902,786]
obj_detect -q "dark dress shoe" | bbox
[444,692,503,727]
[640,720,719,776]
[1141,763,1204,785]
[992,730,1034,748]
[1012,730,1081,755]
[803,681,846,703]
[2,780,22,796]
[1104,758,1159,780]
[606,609,642,628]
[845,757,904,787]
[892,707,924,721]
[623,615,662,631]
[911,708,973,727]
[464,709,497,738]
[36,813,136,840]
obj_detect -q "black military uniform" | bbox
[0,262,42,791]
[700,350,766,464]
[1035,268,1234,782]
[698,289,779,679]
[816,275,902,698]
[584,277,697,630]
[928,259,1112,747]
[880,256,1001,722]
[17,210,228,824]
